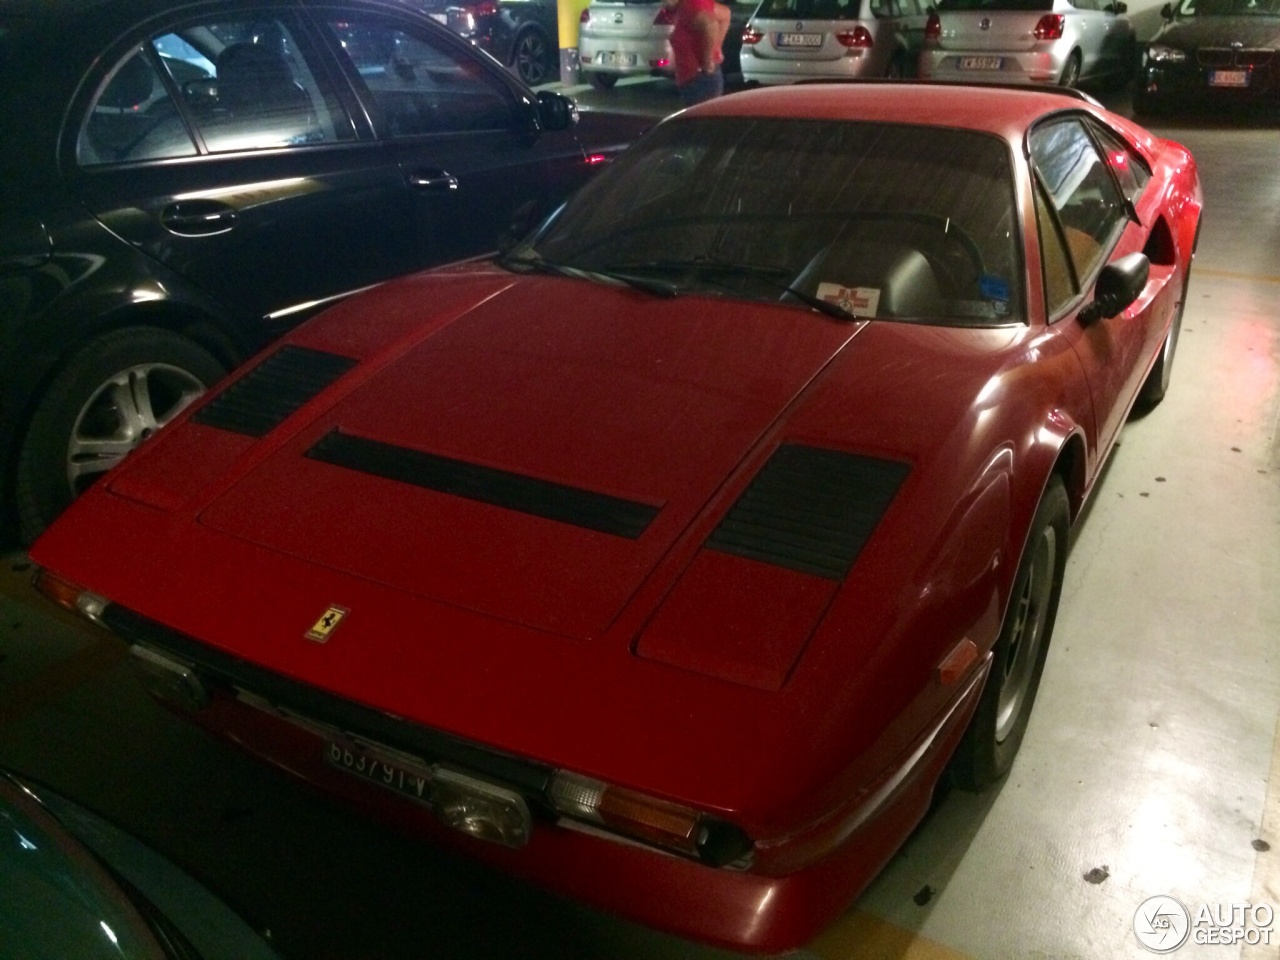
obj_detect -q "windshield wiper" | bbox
[604,257,858,322]
[497,252,679,298]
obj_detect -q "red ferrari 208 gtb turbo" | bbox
[32,82,1201,954]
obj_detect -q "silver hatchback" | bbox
[918,0,1135,87]
[741,0,929,82]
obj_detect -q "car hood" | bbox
[194,272,867,640]
[1153,16,1280,47]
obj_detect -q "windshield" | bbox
[519,117,1023,325]
[1174,0,1280,15]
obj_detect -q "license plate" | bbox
[776,32,823,47]
[1209,68,1249,87]
[958,56,1002,70]
[601,51,638,66]
[325,740,432,806]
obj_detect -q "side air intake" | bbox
[707,445,909,580]
[194,346,356,437]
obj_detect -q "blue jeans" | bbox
[678,66,723,107]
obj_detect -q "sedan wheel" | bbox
[16,327,227,544]
[512,30,554,86]
[1058,52,1081,87]
[952,476,1070,790]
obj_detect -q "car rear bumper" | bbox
[579,35,672,75]
[1137,61,1280,110]
[918,47,1067,84]
[740,48,884,84]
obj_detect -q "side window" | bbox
[1034,176,1077,316]
[1029,118,1128,286]
[78,50,198,165]
[322,14,518,136]
[1089,122,1152,206]
[169,16,350,153]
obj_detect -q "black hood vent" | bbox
[194,346,356,437]
[306,430,660,539]
[707,445,909,580]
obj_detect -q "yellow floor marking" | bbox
[1241,713,1280,960]
[1196,267,1280,285]
[808,909,975,960]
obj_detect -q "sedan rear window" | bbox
[754,0,868,19]
[524,117,1023,325]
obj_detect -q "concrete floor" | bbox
[0,85,1277,960]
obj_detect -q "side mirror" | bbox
[1079,252,1149,324]
[1160,1,1173,18]
[536,91,578,132]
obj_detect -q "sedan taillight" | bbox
[653,5,675,25]
[835,25,873,48]
[579,8,590,21]
[924,12,941,39]
[456,0,498,16]
[1034,13,1065,39]
[742,25,764,44]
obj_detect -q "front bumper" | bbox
[104,600,987,954]
[1137,58,1280,110]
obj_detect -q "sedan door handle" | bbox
[160,200,239,237]
[406,169,460,192]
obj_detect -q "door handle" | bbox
[160,200,238,237]
[406,169,460,192]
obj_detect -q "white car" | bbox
[918,0,1135,87]
[579,0,750,88]
[741,0,929,83]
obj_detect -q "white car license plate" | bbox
[958,56,1002,70]
[1209,69,1249,87]
[776,32,823,47]
[326,740,433,806]
[601,51,638,66]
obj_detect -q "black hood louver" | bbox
[306,430,660,539]
[194,345,356,437]
[707,445,909,580]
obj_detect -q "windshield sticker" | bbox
[817,284,880,318]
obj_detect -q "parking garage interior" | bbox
[2,9,1278,959]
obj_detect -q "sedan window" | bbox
[322,13,518,136]
[78,51,198,165]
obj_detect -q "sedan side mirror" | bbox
[1079,252,1149,324]
[536,92,578,132]
[1160,1,1174,18]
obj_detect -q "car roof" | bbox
[684,80,1099,139]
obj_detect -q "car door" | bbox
[67,7,419,344]
[311,7,589,263]
[1031,116,1166,461]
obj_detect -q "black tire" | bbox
[16,327,227,544]
[1058,51,1081,88]
[588,71,619,90]
[511,28,555,87]
[1137,265,1189,407]
[952,476,1070,791]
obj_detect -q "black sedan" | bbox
[0,0,608,545]
[1135,0,1280,114]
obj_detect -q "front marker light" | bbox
[32,569,108,623]
[1146,44,1186,63]
[548,772,752,866]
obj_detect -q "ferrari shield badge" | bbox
[305,605,350,643]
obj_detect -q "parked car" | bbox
[740,0,930,83]
[0,769,280,960]
[419,0,562,86]
[918,0,1135,87]
[0,0,611,545]
[32,81,1201,953]
[579,0,752,87]
[1134,0,1280,115]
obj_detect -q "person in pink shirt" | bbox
[668,0,731,106]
